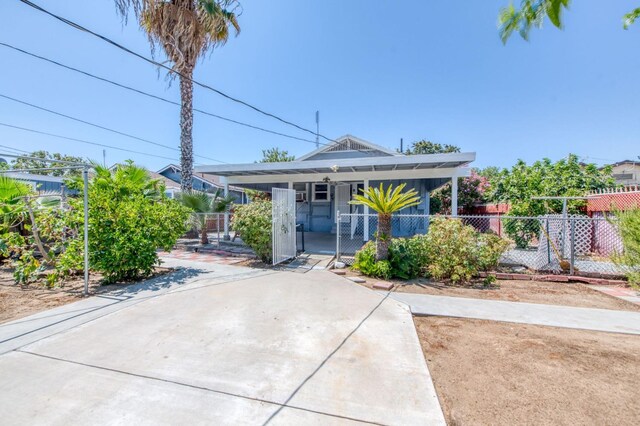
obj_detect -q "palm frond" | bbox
[350,183,421,214]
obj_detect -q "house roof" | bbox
[195,151,475,184]
[157,164,244,192]
[608,160,639,167]
[148,171,181,190]
[1,171,65,183]
[296,134,399,161]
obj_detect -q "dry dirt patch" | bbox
[0,265,171,324]
[343,268,639,311]
[415,317,640,426]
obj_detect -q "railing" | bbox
[336,213,629,277]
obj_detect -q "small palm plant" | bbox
[350,183,421,261]
[179,189,234,244]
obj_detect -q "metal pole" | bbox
[82,167,89,296]
[336,210,341,264]
[570,217,576,276]
[217,214,220,248]
[561,198,567,257]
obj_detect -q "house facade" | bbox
[608,160,640,187]
[157,164,246,202]
[195,135,475,238]
[2,171,66,193]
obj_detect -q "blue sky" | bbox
[0,0,638,171]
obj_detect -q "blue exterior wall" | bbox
[159,168,245,203]
[294,177,450,233]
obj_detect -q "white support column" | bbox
[288,181,294,190]
[363,179,370,241]
[424,190,430,216]
[451,175,458,217]
[222,177,230,240]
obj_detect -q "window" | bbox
[312,183,329,201]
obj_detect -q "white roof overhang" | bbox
[195,152,475,184]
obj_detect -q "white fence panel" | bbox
[272,188,296,265]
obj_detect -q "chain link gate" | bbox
[272,188,296,265]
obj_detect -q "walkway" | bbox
[588,285,640,305]
[386,292,640,335]
[0,262,444,425]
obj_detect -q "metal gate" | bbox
[272,188,296,265]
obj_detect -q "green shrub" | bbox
[63,163,190,284]
[352,217,509,284]
[424,217,479,283]
[388,236,427,279]
[232,201,272,263]
[476,232,510,271]
[613,208,640,287]
[353,242,393,279]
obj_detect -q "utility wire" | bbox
[0,93,225,164]
[0,42,320,147]
[0,122,178,162]
[18,0,339,146]
[0,143,30,154]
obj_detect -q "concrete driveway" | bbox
[0,261,444,425]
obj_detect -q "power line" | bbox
[18,0,339,146]
[0,93,225,164]
[0,143,30,154]
[0,122,179,162]
[0,42,320,147]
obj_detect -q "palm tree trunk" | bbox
[376,213,391,261]
[179,69,194,192]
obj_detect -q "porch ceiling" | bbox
[195,152,476,178]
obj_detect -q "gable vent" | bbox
[325,138,372,152]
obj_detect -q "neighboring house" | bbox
[2,171,66,193]
[608,160,640,187]
[195,134,475,236]
[156,164,246,202]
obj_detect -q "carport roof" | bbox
[195,152,476,177]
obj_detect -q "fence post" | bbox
[217,214,221,248]
[546,219,551,265]
[336,210,341,264]
[570,217,576,276]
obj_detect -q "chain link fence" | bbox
[337,213,628,277]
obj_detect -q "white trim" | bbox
[226,167,472,185]
[296,134,399,161]
[195,152,475,176]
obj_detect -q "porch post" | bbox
[222,177,230,240]
[451,175,458,217]
[287,181,294,190]
[363,179,370,241]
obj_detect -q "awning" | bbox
[195,152,476,184]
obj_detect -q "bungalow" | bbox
[157,164,246,202]
[2,171,66,194]
[195,135,475,242]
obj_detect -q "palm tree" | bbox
[178,189,234,244]
[0,176,32,233]
[115,0,241,191]
[350,183,421,261]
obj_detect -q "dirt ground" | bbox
[0,265,172,324]
[415,317,640,426]
[346,268,640,311]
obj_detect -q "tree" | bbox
[350,183,421,261]
[489,155,616,248]
[430,170,490,214]
[116,0,241,191]
[403,140,460,155]
[11,151,84,176]
[499,1,640,43]
[259,147,295,163]
[178,189,234,244]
